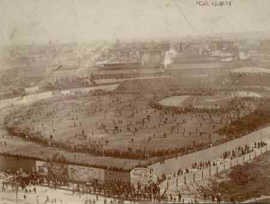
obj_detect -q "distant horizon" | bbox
[1,29,270,49]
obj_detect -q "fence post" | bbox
[209,167,211,176]
[201,170,204,180]
[184,175,186,185]
[216,166,218,176]
[193,173,195,183]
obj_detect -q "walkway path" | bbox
[154,132,270,202]
[150,127,270,177]
[0,84,119,110]
[0,183,135,204]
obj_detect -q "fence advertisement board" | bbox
[68,165,105,183]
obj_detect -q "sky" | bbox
[0,0,270,46]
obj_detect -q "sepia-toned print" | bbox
[0,0,270,203]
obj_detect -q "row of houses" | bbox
[95,40,246,70]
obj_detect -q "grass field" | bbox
[2,44,270,171]
[2,66,270,170]
[4,77,259,160]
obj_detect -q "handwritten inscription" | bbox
[196,0,232,7]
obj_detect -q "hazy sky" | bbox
[0,0,269,45]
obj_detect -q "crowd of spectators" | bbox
[1,168,162,202]
[4,87,259,162]
[188,141,267,172]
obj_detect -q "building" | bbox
[140,49,163,68]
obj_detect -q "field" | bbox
[1,62,270,170]
[4,77,260,161]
